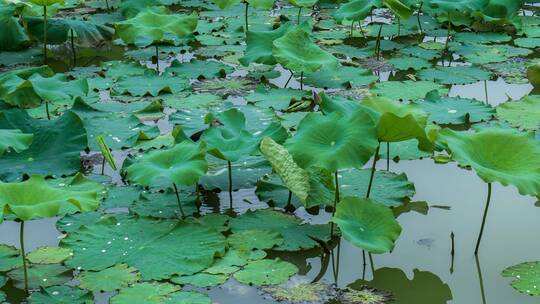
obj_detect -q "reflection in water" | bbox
[349,267,453,304]
[476,256,488,304]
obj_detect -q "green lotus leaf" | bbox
[171,273,228,287]
[26,246,73,264]
[63,216,226,279]
[383,0,413,20]
[115,10,198,47]
[205,248,266,275]
[110,282,180,304]
[502,261,540,296]
[416,90,494,125]
[333,196,401,253]
[8,264,71,290]
[201,108,288,162]
[260,137,310,203]
[362,96,432,151]
[417,66,492,85]
[339,169,415,207]
[28,285,93,304]
[79,264,140,292]
[113,71,189,97]
[272,26,339,74]
[200,155,271,190]
[496,95,540,131]
[399,45,440,60]
[213,0,241,9]
[285,109,379,172]
[214,0,274,9]
[164,94,223,111]
[0,173,101,221]
[71,98,159,151]
[514,37,540,49]
[233,258,298,286]
[333,0,379,23]
[229,209,331,251]
[452,43,531,65]
[378,139,430,161]
[165,59,234,80]
[0,129,33,155]
[25,17,114,47]
[166,291,211,304]
[289,0,317,7]
[128,189,197,219]
[240,24,292,66]
[28,0,63,6]
[0,244,21,271]
[246,86,309,110]
[126,140,208,187]
[438,128,540,196]
[303,66,377,89]
[0,4,30,51]
[96,135,117,171]
[228,229,284,250]
[387,56,431,71]
[371,80,448,101]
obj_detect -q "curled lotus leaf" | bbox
[438,128,540,196]
[333,0,379,23]
[333,197,402,253]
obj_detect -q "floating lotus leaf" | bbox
[115,10,198,47]
[417,66,492,85]
[378,139,430,161]
[200,155,271,190]
[350,267,453,304]
[502,261,540,296]
[78,264,140,292]
[166,291,211,304]
[303,66,378,89]
[416,90,494,125]
[438,128,540,196]
[63,216,226,279]
[240,24,292,66]
[165,59,234,80]
[388,56,431,70]
[110,282,180,304]
[0,174,101,221]
[333,0,379,22]
[0,129,33,155]
[246,86,309,110]
[272,26,339,74]
[233,258,298,286]
[171,273,227,287]
[26,246,73,264]
[452,43,531,65]
[228,229,284,250]
[371,80,448,101]
[128,189,197,218]
[285,109,379,172]
[333,197,401,253]
[8,264,71,290]
[202,108,287,162]
[25,17,114,47]
[496,95,540,131]
[113,71,189,97]
[339,169,415,207]
[0,244,21,271]
[205,248,266,275]
[229,209,331,251]
[126,140,208,188]
[260,137,310,203]
[28,285,93,304]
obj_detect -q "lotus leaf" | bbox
[333,0,379,23]
[285,109,379,172]
[246,86,309,110]
[165,59,234,80]
[239,24,292,66]
[202,108,287,162]
[171,273,228,287]
[0,129,33,155]
[26,246,73,264]
[496,96,540,131]
[8,264,71,289]
[128,189,197,218]
[0,174,101,221]
[113,71,189,97]
[417,66,492,85]
[205,248,266,275]
[303,66,378,89]
[0,4,30,51]
[96,135,117,171]
[229,209,331,251]
[28,285,93,304]
[25,17,114,47]
[416,90,494,125]
[166,291,211,304]
[200,155,271,190]
[438,128,540,196]
[0,244,21,271]
[378,139,430,161]
[371,80,448,101]
[228,229,284,250]
[126,140,208,188]
[78,264,140,292]
[272,26,339,74]
[388,56,431,70]
[63,216,226,279]
[383,0,413,20]
[333,197,401,253]
[115,10,198,47]
[110,282,180,304]
[233,258,298,285]
[502,261,540,296]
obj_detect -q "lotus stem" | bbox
[443,17,451,55]
[297,7,302,24]
[285,190,293,212]
[105,0,110,11]
[155,45,160,72]
[386,142,389,171]
[330,170,340,236]
[172,183,186,218]
[350,20,355,37]
[195,183,201,215]
[397,17,400,37]
[333,240,341,283]
[244,2,249,33]
[370,7,373,22]
[484,80,489,104]
[416,2,423,34]
[362,250,367,279]
[20,221,29,296]
[366,142,381,199]
[375,24,383,60]
[474,183,492,255]
[368,252,375,274]
[228,160,233,209]
[358,21,365,38]
[70,29,76,67]
[45,100,50,120]
[284,70,293,88]
[300,71,304,90]
[101,158,105,175]
[450,231,455,273]
[475,255,487,304]
[43,5,47,65]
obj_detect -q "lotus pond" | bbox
[1,0,540,303]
